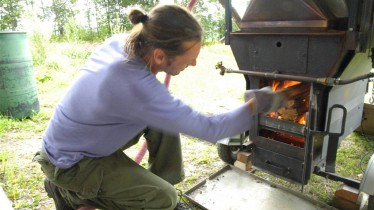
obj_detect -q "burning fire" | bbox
[298,114,306,124]
[261,80,309,148]
[271,80,301,91]
[267,80,309,125]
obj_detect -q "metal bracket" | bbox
[325,104,347,173]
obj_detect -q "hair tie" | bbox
[140,14,148,23]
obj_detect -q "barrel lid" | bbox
[0,31,27,34]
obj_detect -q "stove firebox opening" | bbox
[258,79,311,148]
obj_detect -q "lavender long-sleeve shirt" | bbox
[42,34,253,169]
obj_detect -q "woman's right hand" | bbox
[244,87,288,114]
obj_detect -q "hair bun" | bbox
[139,14,148,23]
[128,8,148,25]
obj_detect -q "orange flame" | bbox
[268,80,307,125]
[272,80,301,91]
[298,114,306,125]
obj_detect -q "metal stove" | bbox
[216,0,374,191]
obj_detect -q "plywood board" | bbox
[185,165,337,210]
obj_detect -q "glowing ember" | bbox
[260,129,304,147]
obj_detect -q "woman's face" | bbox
[162,40,201,76]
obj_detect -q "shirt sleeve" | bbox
[106,68,253,143]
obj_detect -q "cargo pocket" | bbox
[76,164,104,199]
[53,158,104,199]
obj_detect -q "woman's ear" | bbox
[153,48,167,66]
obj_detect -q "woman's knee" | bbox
[154,184,178,210]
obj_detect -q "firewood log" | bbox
[276,83,310,100]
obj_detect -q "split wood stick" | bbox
[276,83,310,100]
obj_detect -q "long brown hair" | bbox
[125,4,203,59]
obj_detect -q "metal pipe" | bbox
[314,167,360,189]
[334,73,374,85]
[216,62,374,86]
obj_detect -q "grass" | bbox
[0,39,373,209]
[0,39,94,209]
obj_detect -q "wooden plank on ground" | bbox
[334,185,359,203]
[236,151,251,163]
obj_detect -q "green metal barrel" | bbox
[0,32,39,119]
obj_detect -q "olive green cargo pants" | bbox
[34,129,184,210]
